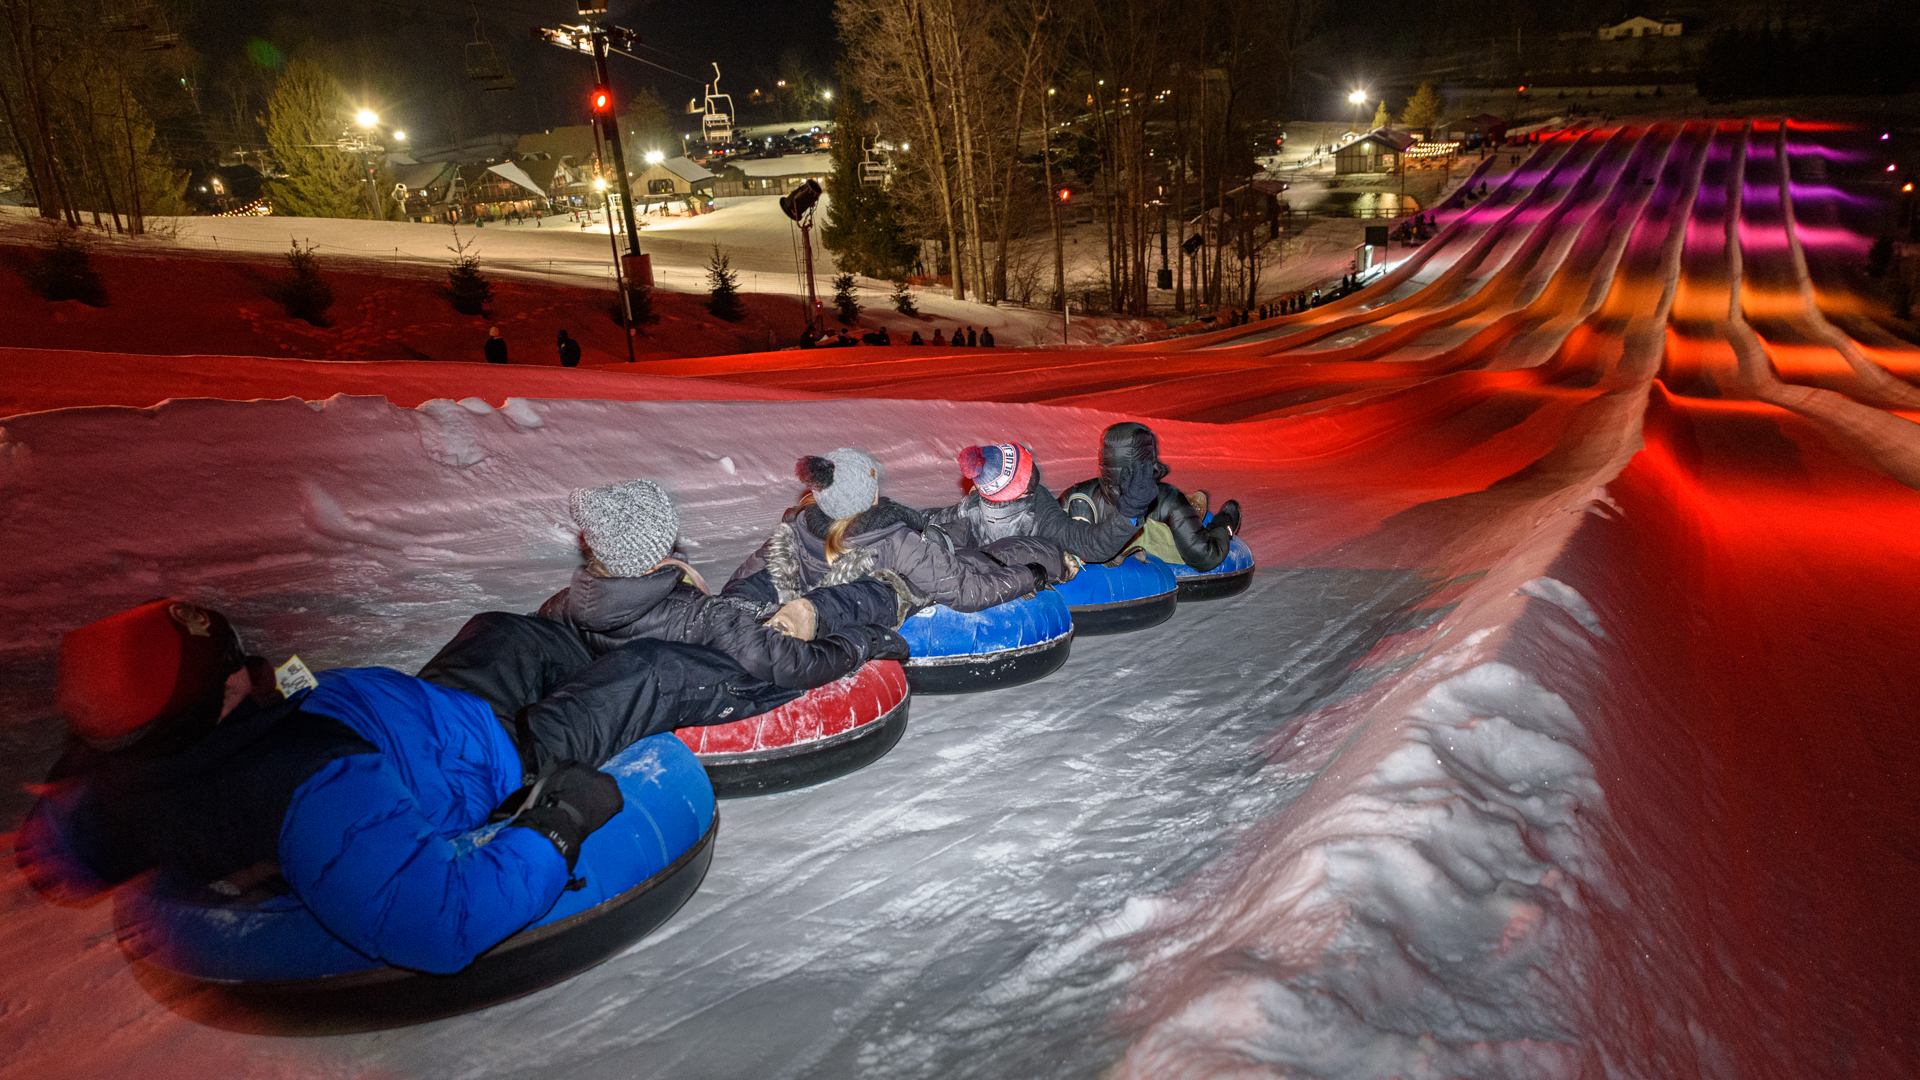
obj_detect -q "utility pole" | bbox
[536,2,651,286]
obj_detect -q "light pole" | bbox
[1348,89,1368,133]
[595,176,637,363]
[350,109,384,220]
[535,6,649,286]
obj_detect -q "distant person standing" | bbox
[931,328,947,346]
[979,327,995,348]
[485,326,509,365]
[556,329,581,368]
[965,326,978,347]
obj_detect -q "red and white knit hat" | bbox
[958,443,1034,503]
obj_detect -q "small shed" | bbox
[1334,129,1414,176]
[634,156,715,212]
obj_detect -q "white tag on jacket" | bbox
[275,655,318,697]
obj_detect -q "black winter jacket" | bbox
[726,498,1069,614]
[922,480,1138,564]
[538,566,901,690]
[1060,421,1238,572]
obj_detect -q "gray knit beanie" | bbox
[797,448,881,522]
[569,478,678,576]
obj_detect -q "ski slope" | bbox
[1,119,1917,1079]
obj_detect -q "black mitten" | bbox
[1214,499,1242,535]
[1025,563,1053,595]
[493,762,623,872]
[842,623,910,662]
[1116,464,1160,521]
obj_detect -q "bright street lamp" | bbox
[355,109,379,129]
[1347,90,1367,106]
[391,130,406,142]
[822,90,833,100]
[593,177,608,191]
[644,150,664,165]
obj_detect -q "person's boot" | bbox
[1188,489,1210,519]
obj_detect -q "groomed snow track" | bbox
[1,119,1917,1079]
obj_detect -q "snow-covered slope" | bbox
[3,118,1917,1079]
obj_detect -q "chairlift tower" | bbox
[534,2,644,271]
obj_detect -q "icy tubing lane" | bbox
[112,734,717,1035]
[675,660,911,797]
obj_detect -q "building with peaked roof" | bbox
[633,156,715,212]
[710,155,832,198]
[1334,129,1415,176]
[1598,15,1682,39]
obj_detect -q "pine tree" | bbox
[1400,82,1442,137]
[819,95,917,278]
[891,278,918,316]
[833,273,861,323]
[1372,100,1391,131]
[707,244,743,320]
[23,223,106,305]
[264,60,364,219]
[445,228,493,315]
[273,241,335,325]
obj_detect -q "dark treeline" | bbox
[1695,18,1920,100]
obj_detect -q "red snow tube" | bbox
[674,660,910,797]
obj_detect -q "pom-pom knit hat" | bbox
[570,478,679,576]
[797,448,881,521]
[58,599,243,748]
[958,443,1034,503]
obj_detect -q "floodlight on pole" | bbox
[644,150,664,165]
[392,130,406,141]
[356,109,379,128]
[1347,90,1367,106]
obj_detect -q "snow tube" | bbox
[114,733,716,1034]
[896,592,1073,695]
[675,660,910,798]
[1052,553,1179,635]
[1168,536,1256,602]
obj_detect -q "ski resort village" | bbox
[2,0,1918,1077]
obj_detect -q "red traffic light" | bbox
[1056,187,1071,202]
[590,86,612,114]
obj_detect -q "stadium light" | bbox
[1348,90,1367,105]
[392,130,406,142]
[645,150,664,165]
[356,109,378,128]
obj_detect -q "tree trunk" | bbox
[909,0,965,301]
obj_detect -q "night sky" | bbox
[183,0,840,149]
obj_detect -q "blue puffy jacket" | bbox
[21,667,571,975]
[286,668,570,973]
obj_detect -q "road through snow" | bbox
[2,118,1917,1079]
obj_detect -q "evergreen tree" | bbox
[1372,100,1391,131]
[273,241,335,325]
[820,96,917,279]
[833,273,861,323]
[23,223,106,305]
[891,278,918,316]
[707,244,743,320]
[445,228,493,315]
[264,59,364,218]
[1400,83,1442,137]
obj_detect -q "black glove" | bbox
[1116,464,1160,521]
[491,761,623,873]
[833,623,910,662]
[1025,563,1053,596]
[1214,499,1242,535]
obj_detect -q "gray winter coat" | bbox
[537,565,900,689]
[922,481,1137,564]
[726,499,1068,614]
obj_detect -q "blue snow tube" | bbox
[1168,536,1256,602]
[896,591,1073,695]
[115,733,717,1033]
[1053,553,1179,636]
